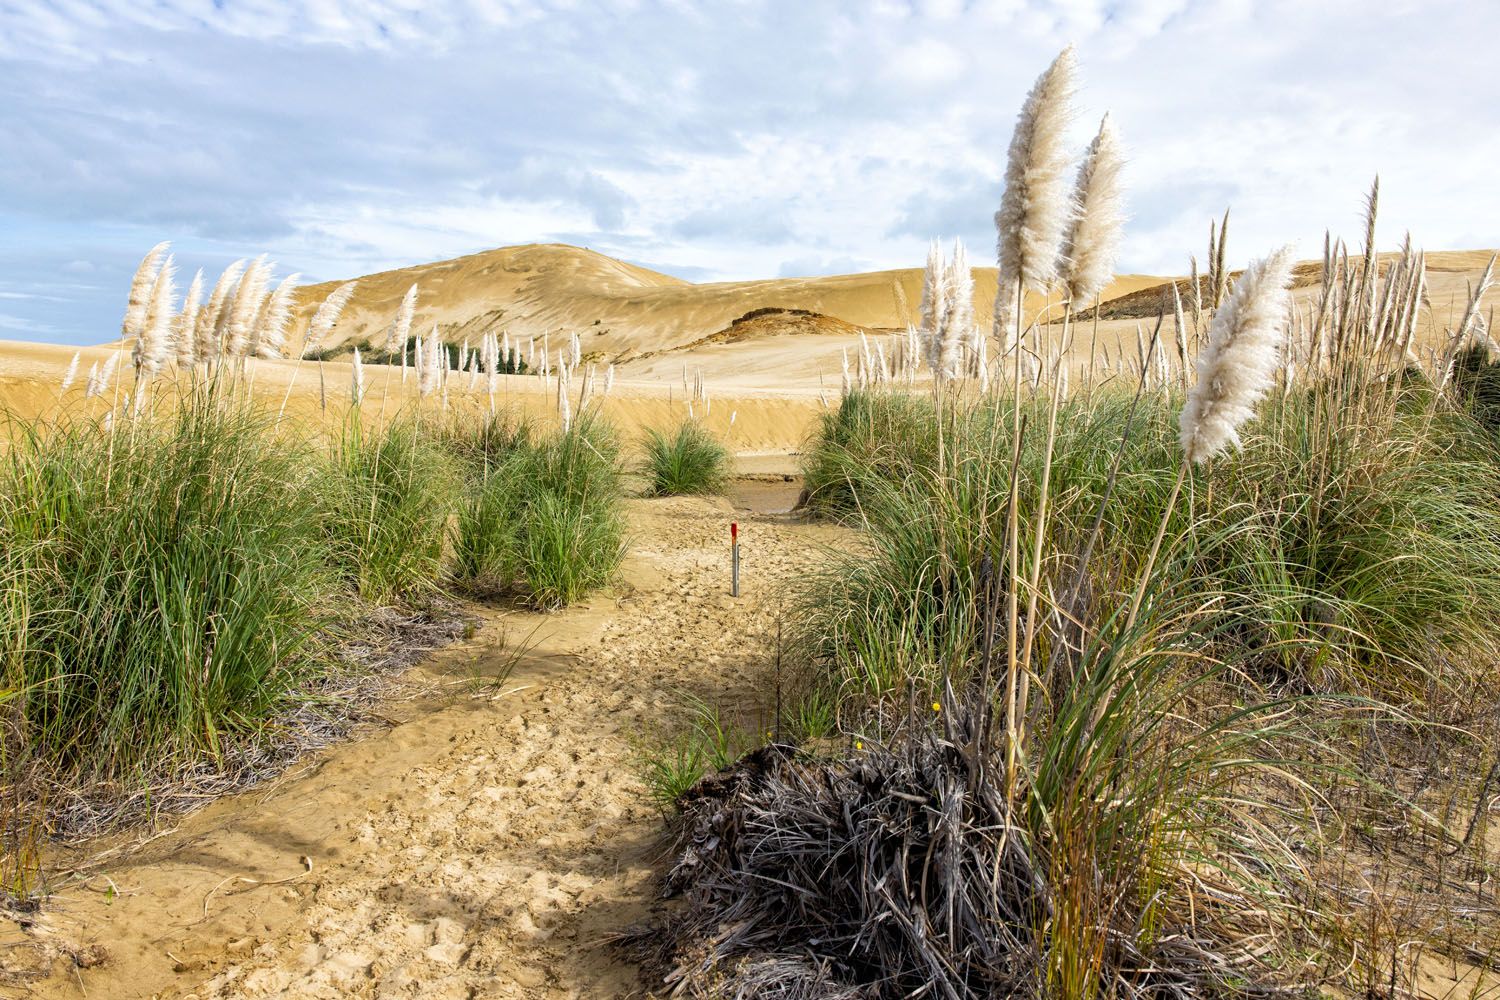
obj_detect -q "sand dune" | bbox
[288,242,1171,360]
[5,245,1495,465]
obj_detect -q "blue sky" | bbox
[2,0,1496,345]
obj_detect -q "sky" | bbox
[2,0,1497,346]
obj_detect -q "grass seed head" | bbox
[1178,245,1296,463]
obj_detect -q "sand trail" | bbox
[5,489,844,999]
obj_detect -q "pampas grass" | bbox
[642,420,731,496]
[1179,246,1296,463]
[1061,114,1125,305]
[994,46,1077,299]
[301,281,357,359]
[385,283,418,357]
[122,242,169,351]
[253,273,300,359]
[224,255,271,357]
[173,269,204,366]
[197,259,244,362]
[59,352,80,394]
[940,239,972,379]
[350,347,366,404]
[133,254,176,375]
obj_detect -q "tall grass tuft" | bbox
[0,398,336,778]
[452,411,625,608]
[324,419,460,606]
[640,420,731,496]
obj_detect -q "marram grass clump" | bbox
[452,411,626,608]
[0,398,336,778]
[641,420,732,496]
[323,418,461,607]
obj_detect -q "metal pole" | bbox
[731,521,740,597]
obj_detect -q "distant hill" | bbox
[290,242,1168,361]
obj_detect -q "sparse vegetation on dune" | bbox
[641,420,732,497]
[453,410,626,608]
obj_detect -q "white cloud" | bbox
[1,0,1497,344]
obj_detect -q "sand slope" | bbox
[288,242,1171,361]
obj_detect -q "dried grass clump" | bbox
[647,682,1283,1000]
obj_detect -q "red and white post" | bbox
[730,521,740,598]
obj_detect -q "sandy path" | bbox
[5,490,844,999]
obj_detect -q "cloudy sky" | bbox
[2,0,1495,345]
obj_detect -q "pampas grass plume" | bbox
[173,269,204,365]
[939,239,972,378]
[254,274,300,359]
[122,242,169,344]
[919,240,946,370]
[303,280,358,359]
[1179,246,1296,463]
[1061,114,1125,304]
[994,46,1077,295]
[225,255,272,356]
[197,259,245,362]
[135,255,177,373]
[351,346,366,404]
[60,352,81,393]
[386,283,419,356]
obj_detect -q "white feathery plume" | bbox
[385,283,419,357]
[60,352,81,393]
[938,238,972,379]
[729,410,737,427]
[1179,246,1296,464]
[88,353,120,398]
[993,46,1078,325]
[1060,114,1125,305]
[173,269,204,365]
[571,332,581,368]
[919,240,947,370]
[122,242,170,348]
[351,347,366,404]
[224,255,272,356]
[134,255,177,374]
[603,363,615,396]
[303,280,358,358]
[254,273,301,359]
[196,259,245,362]
[419,328,442,396]
[82,361,100,397]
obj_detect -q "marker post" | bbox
[730,522,740,597]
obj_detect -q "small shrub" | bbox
[641,420,731,496]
